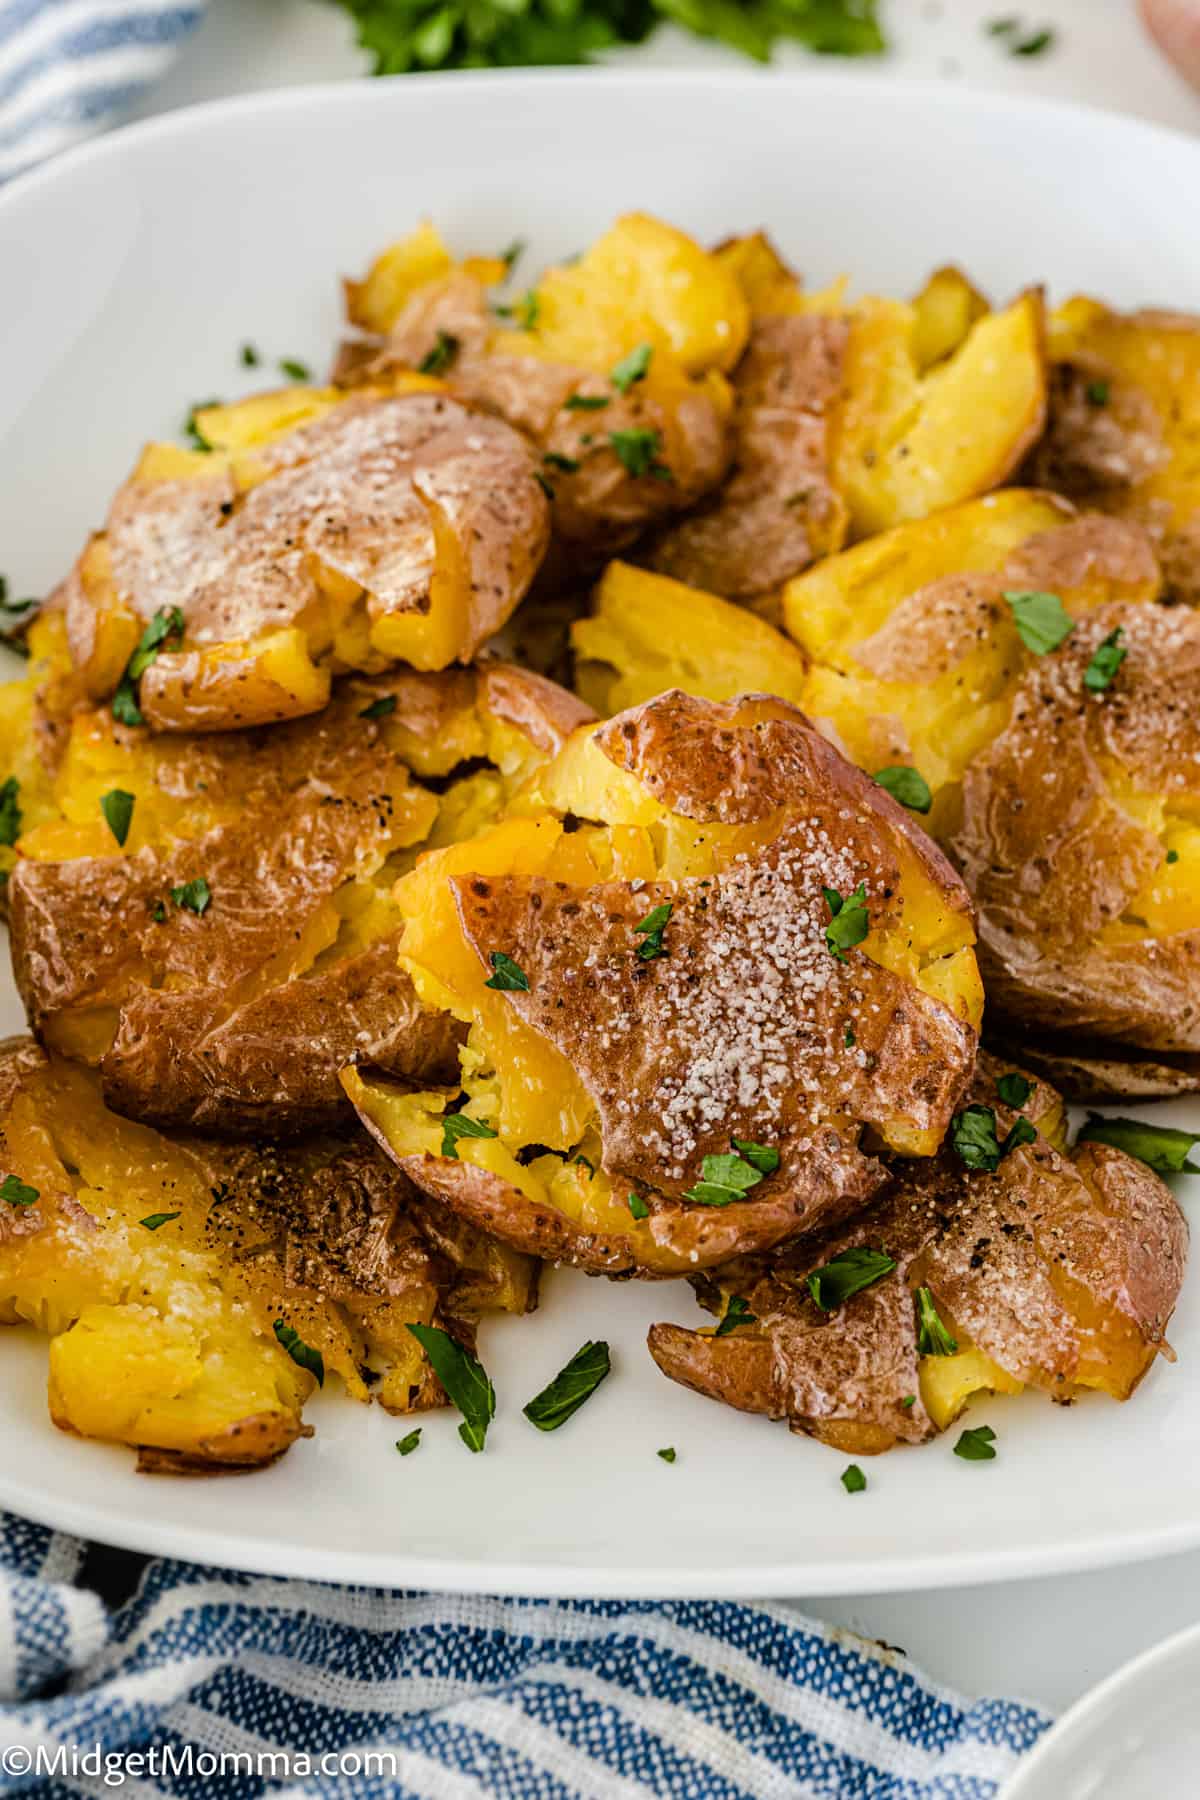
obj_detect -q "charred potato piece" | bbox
[57,385,550,728]
[338,216,740,559]
[0,1039,536,1472]
[1031,301,1200,605]
[571,561,810,716]
[345,691,982,1278]
[2,637,591,1134]
[952,601,1200,1058]
[649,1059,1187,1454]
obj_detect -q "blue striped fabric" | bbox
[0,0,204,182]
[0,1511,1050,1797]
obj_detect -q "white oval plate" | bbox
[1001,1621,1200,1799]
[0,71,1197,1597]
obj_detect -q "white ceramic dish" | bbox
[0,71,1197,1597]
[1001,1621,1200,1799]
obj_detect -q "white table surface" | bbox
[119,0,1200,1721]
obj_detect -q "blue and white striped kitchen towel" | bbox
[0,1511,1049,1798]
[0,0,204,182]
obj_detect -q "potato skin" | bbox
[649,1060,1188,1452]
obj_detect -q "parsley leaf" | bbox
[874,765,932,814]
[543,451,580,474]
[113,606,186,726]
[996,1072,1035,1109]
[485,951,530,992]
[101,789,135,847]
[170,877,212,916]
[241,342,260,367]
[140,1211,181,1231]
[184,400,219,451]
[523,1339,611,1431]
[497,289,540,331]
[0,1173,39,1209]
[950,1104,1036,1172]
[273,1320,325,1386]
[359,693,397,720]
[1003,589,1075,655]
[441,1111,498,1159]
[684,1149,766,1207]
[657,1446,677,1464]
[841,1463,867,1494]
[1013,26,1054,55]
[807,1246,896,1310]
[395,1428,422,1456]
[565,392,610,412]
[609,427,672,481]
[731,1138,780,1175]
[627,1191,650,1220]
[1084,627,1126,693]
[0,777,21,847]
[418,330,460,375]
[823,881,869,961]
[954,1424,998,1461]
[915,1286,958,1357]
[634,900,672,961]
[611,342,653,392]
[714,1295,756,1337]
[500,239,525,274]
[279,357,312,382]
[406,1322,495,1452]
[1086,378,1110,406]
[1077,1114,1200,1175]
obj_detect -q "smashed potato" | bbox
[2,630,590,1134]
[57,385,550,729]
[346,691,981,1278]
[649,1058,1187,1453]
[0,1039,536,1471]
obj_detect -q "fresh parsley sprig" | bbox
[406,1322,496,1452]
[523,1340,611,1431]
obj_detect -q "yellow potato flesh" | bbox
[918,1344,1023,1431]
[910,266,989,372]
[572,561,810,716]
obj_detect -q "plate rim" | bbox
[2,66,1199,1598]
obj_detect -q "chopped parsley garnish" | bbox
[523,1339,611,1431]
[543,451,580,474]
[874,765,932,814]
[170,877,212,916]
[1084,627,1126,693]
[996,1071,1035,1109]
[986,14,1019,32]
[0,1174,39,1209]
[534,471,556,501]
[1077,1114,1200,1175]
[1167,849,1180,865]
[950,1104,1036,1172]
[359,693,397,720]
[418,330,460,375]
[634,900,672,961]
[140,1211,181,1231]
[1003,589,1075,655]
[841,1463,867,1494]
[113,606,185,726]
[273,1320,325,1387]
[497,289,540,331]
[395,1429,422,1456]
[731,1138,780,1176]
[485,951,530,992]
[954,1424,997,1461]
[823,881,869,961]
[240,342,260,367]
[915,1287,958,1357]
[441,1111,498,1159]
[279,357,312,382]
[101,789,135,847]
[1013,26,1054,55]
[806,1246,896,1310]
[627,1191,649,1220]
[565,392,610,412]
[184,400,219,451]
[574,1154,595,1179]
[610,342,653,393]
[0,776,21,847]
[609,427,672,482]
[714,1295,756,1338]
[500,239,525,274]
[151,901,167,923]
[406,1322,495,1452]
[657,1446,677,1464]
[683,1149,765,1208]
[901,1394,917,1409]
[844,1025,856,1048]
[1086,378,1110,406]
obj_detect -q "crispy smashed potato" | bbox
[338,215,741,559]
[57,385,550,728]
[0,1039,536,1471]
[649,1058,1187,1453]
[2,629,590,1134]
[345,691,981,1278]
[1032,300,1200,605]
